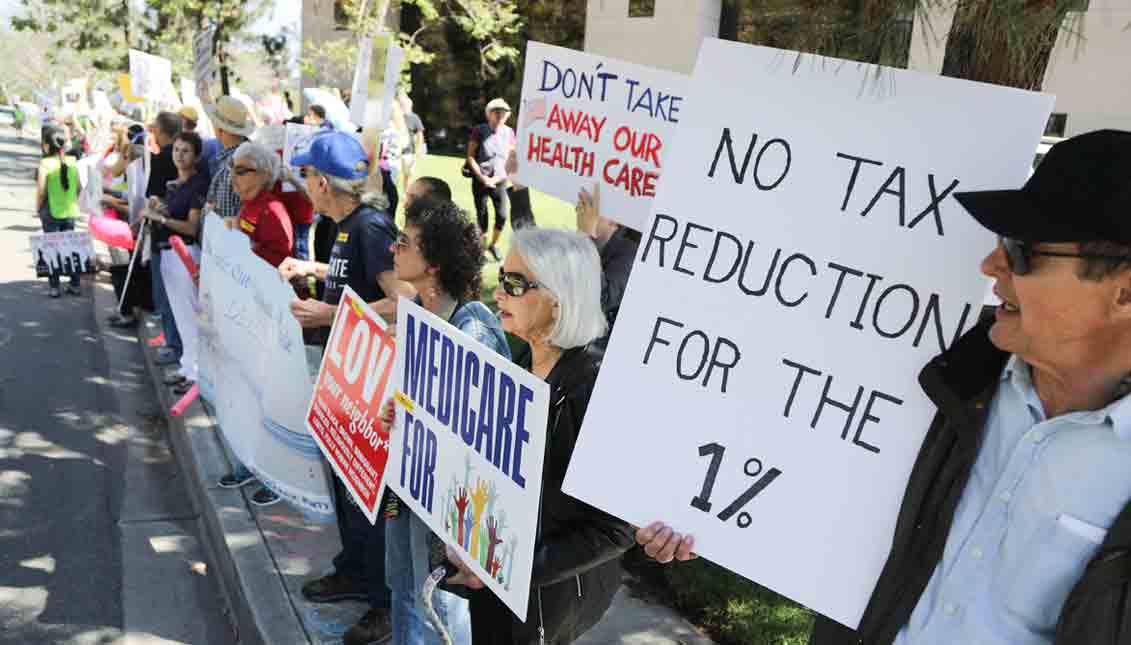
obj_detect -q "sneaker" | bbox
[108,314,138,329]
[173,379,195,396]
[147,333,166,348]
[218,471,256,488]
[343,608,392,645]
[154,348,179,366]
[250,487,281,507]
[48,287,61,298]
[163,372,188,386]
[300,571,368,603]
[65,285,81,296]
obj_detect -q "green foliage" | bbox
[11,0,132,71]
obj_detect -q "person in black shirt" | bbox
[143,111,184,366]
[279,131,413,645]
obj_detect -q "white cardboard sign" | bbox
[561,40,1053,628]
[389,298,549,620]
[514,42,689,230]
[197,214,333,520]
[30,231,96,277]
[349,39,405,129]
[193,28,216,88]
[128,49,173,101]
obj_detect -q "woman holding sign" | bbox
[380,196,511,644]
[444,228,636,644]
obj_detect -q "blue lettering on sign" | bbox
[538,59,619,102]
[399,311,533,490]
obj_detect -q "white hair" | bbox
[511,228,607,349]
[233,141,280,190]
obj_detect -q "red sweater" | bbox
[238,190,294,267]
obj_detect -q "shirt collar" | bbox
[1001,354,1131,438]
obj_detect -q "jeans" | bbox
[386,512,471,645]
[293,223,312,261]
[150,249,182,357]
[40,216,80,289]
[472,180,509,233]
[333,476,391,609]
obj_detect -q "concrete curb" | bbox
[138,321,311,645]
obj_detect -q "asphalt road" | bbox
[0,126,232,644]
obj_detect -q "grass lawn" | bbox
[408,153,577,308]
[413,153,816,644]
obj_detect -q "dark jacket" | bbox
[472,345,636,643]
[812,316,1131,644]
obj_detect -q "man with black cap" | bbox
[638,130,1131,644]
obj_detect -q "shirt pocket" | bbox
[1003,514,1107,631]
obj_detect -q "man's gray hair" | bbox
[325,173,390,212]
[233,142,281,191]
[154,111,183,140]
[511,228,607,349]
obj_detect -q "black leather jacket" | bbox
[812,316,1131,644]
[471,345,636,643]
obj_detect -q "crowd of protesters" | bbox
[26,74,1131,645]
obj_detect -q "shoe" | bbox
[173,379,194,396]
[300,571,368,603]
[250,487,281,507]
[154,348,179,366]
[343,608,392,645]
[65,285,81,296]
[147,333,166,348]
[48,287,61,298]
[108,314,138,329]
[218,471,256,488]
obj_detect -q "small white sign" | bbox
[128,49,173,101]
[30,231,96,277]
[562,40,1053,628]
[514,42,689,230]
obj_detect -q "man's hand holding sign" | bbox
[561,40,1054,629]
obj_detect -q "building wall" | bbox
[584,0,722,74]
[301,0,355,94]
[908,0,1131,136]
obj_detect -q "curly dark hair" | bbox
[405,197,484,300]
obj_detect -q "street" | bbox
[0,126,232,643]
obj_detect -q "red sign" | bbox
[305,286,397,523]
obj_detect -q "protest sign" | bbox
[305,287,396,523]
[30,231,96,278]
[514,42,689,230]
[349,40,405,129]
[389,299,549,619]
[561,40,1053,628]
[128,49,173,101]
[193,27,216,88]
[197,214,333,520]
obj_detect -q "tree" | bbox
[11,0,133,71]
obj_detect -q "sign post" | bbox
[561,40,1053,628]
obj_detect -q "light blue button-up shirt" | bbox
[894,356,1131,644]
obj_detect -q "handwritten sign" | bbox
[193,27,216,88]
[515,42,688,230]
[350,39,405,129]
[561,40,1053,628]
[30,231,96,278]
[128,49,173,101]
[306,287,396,523]
[389,299,548,619]
[197,214,333,520]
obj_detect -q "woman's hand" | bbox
[635,522,697,564]
[278,257,310,281]
[445,546,486,589]
[576,184,601,237]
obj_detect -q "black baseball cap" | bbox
[955,129,1131,244]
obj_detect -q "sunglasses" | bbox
[232,166,258,176]
[999,236,1131,276]
[498,268,540,297]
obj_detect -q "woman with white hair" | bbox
[227,141,294,268]
[444,228,636,644]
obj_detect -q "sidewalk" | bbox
[137,320,714,645]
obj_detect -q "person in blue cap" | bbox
[280,130,414,645]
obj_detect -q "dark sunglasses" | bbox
[232,166,258,176]
[999,236,1131,276]
[498,268,540,297]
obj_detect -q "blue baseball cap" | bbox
[291,131,370,180]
